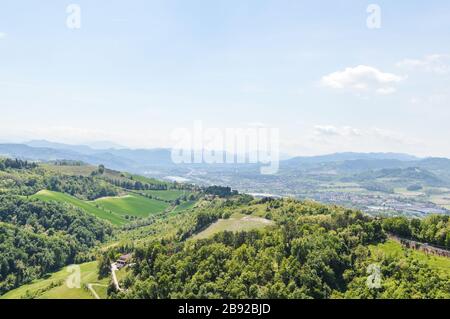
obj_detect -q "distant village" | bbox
[309,192,449,217]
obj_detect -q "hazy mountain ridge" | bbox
[284,152,420,166]
[1,142,450,182]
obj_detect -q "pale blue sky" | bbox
[1,0,449,156]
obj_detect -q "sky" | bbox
[1,0,450,157]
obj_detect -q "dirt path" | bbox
[87,283,107,299]
[111,263,123,292]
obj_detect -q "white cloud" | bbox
[321,65,403,95]
[313,125,361,137]
[0,32,6,39]
[397,54,450,74]
[311,125,421,148]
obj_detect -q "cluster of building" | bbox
[308,192,449,217]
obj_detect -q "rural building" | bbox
[116,253,132,269]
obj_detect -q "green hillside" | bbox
[171,200,197,214]
[192,213,274,240]
[93,193,170,218]
[2,157,450,300]
[371,240,450,276]
[142,189,188,201]
[1,262,107,299]
[41,163,97,176]
[123,173,171,186]
[31,190,127,226]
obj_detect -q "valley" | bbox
[2,0,450,305]
[0,156,450,299]
[3,142,449,218]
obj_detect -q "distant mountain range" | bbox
[1,140,450,185]
[25,140,126,152]
[285,152,419,165]
[0,141,174,171]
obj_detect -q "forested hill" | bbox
[105,197,450,299]
[1,157,450,299]
[0,158,117,293]
[0,158,196,295]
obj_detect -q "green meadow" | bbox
[192,213,274,240]
[123,173,171,186]
[31,190,174,225]
[371,240,450,277]
[142,189,189,201]
[93,193,170,218]
[31,190,127,226]
[1,262,108,299]
[171,200,197,214]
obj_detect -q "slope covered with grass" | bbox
[93,193,169,218]
[142,189,188,201]
[1,262,108,299]
[192,213,274,240]
[31,190,126,226]
[370,239,450,276]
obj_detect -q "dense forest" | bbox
[0,158,198,296]
[0,222,73,294]
[204,186,238,198]
[0,160,120,294]
[106,198,450,299]
[0,196,113,294]
[382,215,450,248]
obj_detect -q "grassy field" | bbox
[0,262,108,299]
[93,193,170,218]
[192,213,275,240]
[371,240,450,276]
[171,200,197,214]
[124,173,171,186]
[142,189,189,201]
[31,190,127,226]
[115,267,130,283]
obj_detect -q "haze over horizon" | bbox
[1,1,449,157]
[0,138,441,161]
